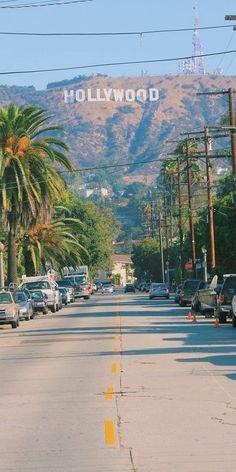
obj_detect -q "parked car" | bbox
[57,279,75,302]
[231,295,236,327]
[149,283,170,300]
[102,282,114,294]
[218,275,236,323]
[179,279,203,307]
[61,278,90,300]
[16,290,33,321]
[191,278,223,317]
[29,290,48,315]
[174,285,182,303]
[124,284,135,293]
[59,287,70,305]
[0,291,20,328]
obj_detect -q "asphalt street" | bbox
[0,292,236,472]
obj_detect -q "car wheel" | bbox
[43,307,48,315]
[179,300,186,307]
[219,311,227,324]
[51,304,56,313]
[65,301,68,306]
[12,318,18,328]
[84,296,90,300]
[26,311,31,321]
[232,314,236,328]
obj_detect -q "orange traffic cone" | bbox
[215,318,220,328]
[192,314,197,322]
[187,311,192,320]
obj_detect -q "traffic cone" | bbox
[215,318,220,328]
[187,311,192,320]
[192,314,197,322]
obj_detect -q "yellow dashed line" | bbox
[113,347,119,353]
[105,387,114,400]
[104,420,116,445]
[111,362,118,374]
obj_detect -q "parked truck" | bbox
[19,275,60,313]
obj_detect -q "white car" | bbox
[102,283,114,294]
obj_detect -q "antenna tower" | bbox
[193,0,205,74]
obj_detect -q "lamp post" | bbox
[0,242,5,288]
[202,247,208,283]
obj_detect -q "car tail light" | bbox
[219,293,225,303]
[164,288,169,292]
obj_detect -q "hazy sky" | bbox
[0,0,236,89]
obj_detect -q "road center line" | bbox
[104,420,116,446]
[105,387,114,400]
[111,362,118,374]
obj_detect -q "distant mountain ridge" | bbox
[0,74,235,182]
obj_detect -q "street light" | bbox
[201,247,208,282]
[0,242,5,288]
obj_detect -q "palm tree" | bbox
[0,104,74,283]
[23,212,88,276]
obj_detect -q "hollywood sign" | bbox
[63,87,159,104]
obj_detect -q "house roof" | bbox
[111,254,132,264]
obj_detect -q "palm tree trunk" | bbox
[7,212,18,284]
[24,249,36,276]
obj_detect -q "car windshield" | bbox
[16,292,27,302]
[0,292,12,304]
[59,288,66,293]
[30,291,44,300]
[22,281,51,290]
[152,284,166,289]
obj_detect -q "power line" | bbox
[0,24,234,36]
[0,0,93,8]
[0,49,236,76]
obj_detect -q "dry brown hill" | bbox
[0,74,235,182]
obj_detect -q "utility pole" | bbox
[204,127,216,273]
[185,139,197,278]
[159,215,165,283]
[197,88,236,207]
[177,157,184,279]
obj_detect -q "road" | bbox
[0,291,236,472]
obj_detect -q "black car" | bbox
[29,290,48,315]
[124,284,135,293]
[218,275,236,323]
[179,279,203,307]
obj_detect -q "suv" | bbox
[218,275,236,324]
[179,279,203,307]
[0,291,20,329]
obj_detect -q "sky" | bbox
[0,0,236,89]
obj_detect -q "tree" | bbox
[23,208,87,276]
[131,239,162,281]
[0,104,73,283]
[61,194,119,277]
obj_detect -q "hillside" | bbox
[0,74,235,183]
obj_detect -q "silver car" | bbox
[16,290,33,321]
[102,283,114,294]
[0,291,20,329]
[149,283,170,300]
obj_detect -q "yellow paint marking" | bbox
[114,335,120,340]
[105,387,114,400]
[111,363,117,374]
[104,420,116,445]
[113,347,119,353]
